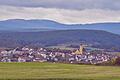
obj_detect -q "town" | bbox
[0,45,118,64]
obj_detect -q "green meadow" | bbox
[0,62,120,80]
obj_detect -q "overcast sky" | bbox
[0,0,120,24]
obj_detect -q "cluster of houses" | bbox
[0,46,117,64]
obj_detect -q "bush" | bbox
[115,57,120,65]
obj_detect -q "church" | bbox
[74,44,86,54]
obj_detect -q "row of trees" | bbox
[96,57,120,66]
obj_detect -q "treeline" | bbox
[96,57,120,66]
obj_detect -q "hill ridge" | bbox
[0,19,120,34]
[0,29,120,49]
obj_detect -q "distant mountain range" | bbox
[0,30,120,50]
[0,19,120,49]
[0,19,120,34]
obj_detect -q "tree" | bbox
[115,57,120,65]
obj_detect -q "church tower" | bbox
[79,44,84,54]
[75,44,84,54]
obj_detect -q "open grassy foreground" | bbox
[0,62,120,80]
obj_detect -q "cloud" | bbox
[0,0,120,10]
[0,0,120,24]
[0,6,120,24]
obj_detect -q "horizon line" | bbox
[0,18,120,25]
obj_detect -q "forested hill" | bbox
[0,30,120,49]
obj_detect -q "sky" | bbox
[0,0,120,24]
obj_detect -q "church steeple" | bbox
[79,44,83,54]
[75,44,84,54]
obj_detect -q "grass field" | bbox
[0,62,120,80]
